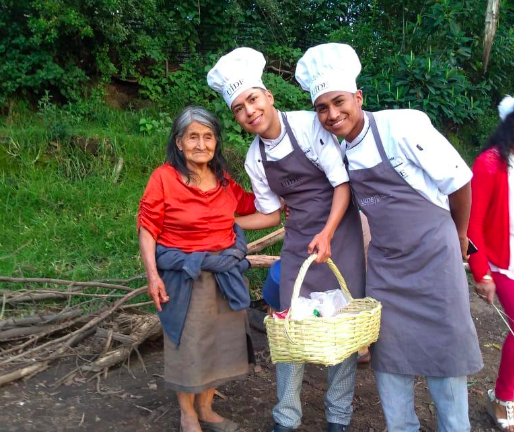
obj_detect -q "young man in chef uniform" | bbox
[208,48,365,432]
[295,43,483,432]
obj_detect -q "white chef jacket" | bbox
[245,110,348,214]
[342,109,472,211]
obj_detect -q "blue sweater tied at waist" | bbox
[155,224,251,345]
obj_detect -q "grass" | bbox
[0,98,280,300]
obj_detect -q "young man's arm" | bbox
[235,210,281,230]
[308,183,350,263]
[448,182,471,260]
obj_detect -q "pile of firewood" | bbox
[0,228,283,388]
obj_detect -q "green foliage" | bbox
[263,73,311,112]
[359,52,488,127]
[139,113,172,135]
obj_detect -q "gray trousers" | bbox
[272,353,357,429]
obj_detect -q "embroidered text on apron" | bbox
[259,113,365,310]
[346,111,483,377]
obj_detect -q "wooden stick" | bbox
[0,310,84,330]
[0,286,147,368]
[120,301,153,310]
[96,274,145,285]
[246,255,280,268]
[0,324,57,340]
[0,314,91,355]
[5,292,76,304]
[83,316,161,372]
[95,328,137,345]
[8,290,130,299]
[247,227,285,254]
[0,277,135,292]
[0,362,51,387]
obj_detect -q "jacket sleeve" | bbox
[467,155,494,282]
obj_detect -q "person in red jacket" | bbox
[468,95,514,431]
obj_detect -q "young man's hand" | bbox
[308,231,332,263]
[280,198,290,219]
[459,236,470,261]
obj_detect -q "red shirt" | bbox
[137,164,256,252]
[468,148,510,281]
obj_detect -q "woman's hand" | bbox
[308,231,332,263]
[475,278,496,304]
[147,274,169,312]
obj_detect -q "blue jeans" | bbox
[374,371,470,432]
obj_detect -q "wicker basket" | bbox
[264,254,382,366]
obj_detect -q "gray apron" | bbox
[346,111,483,377]
[259,113,365,310]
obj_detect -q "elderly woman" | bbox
[138,106,277,432]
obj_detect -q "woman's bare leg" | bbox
[177,392,202,432]
[196,388,224,423]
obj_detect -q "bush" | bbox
[359,52,489,127]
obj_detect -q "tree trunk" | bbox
[483,0,500,73]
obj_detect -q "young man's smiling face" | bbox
[314,90,364,141]
[231,88,281,139]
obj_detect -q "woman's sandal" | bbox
[198,418,239,432]
[486,389,514,430]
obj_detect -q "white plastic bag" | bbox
[310,289,350,317]
[290,297,321,320]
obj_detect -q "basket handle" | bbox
[284,254,353,343]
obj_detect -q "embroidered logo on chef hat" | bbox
[498,95,514,121]
[207,47,267,108]
[295,43,361,104]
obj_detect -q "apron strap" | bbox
[281,112,302,153]
[258,138,267,163]
[365,111,388,163]
[258,112,300,163]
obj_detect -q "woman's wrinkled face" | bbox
[176,121,217,167]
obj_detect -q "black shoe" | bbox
[327,423,349,432]
[268,424,296,432]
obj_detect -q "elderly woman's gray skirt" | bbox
[163,270,252,393]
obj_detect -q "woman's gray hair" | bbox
[166,105,228,185]
[172,106,222,140]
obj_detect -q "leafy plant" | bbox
[139,113,172,135]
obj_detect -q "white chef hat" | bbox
[207,47,267,108]
[498,95,514,121]
[295,43,361,104]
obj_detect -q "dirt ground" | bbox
[0,281,508,432]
